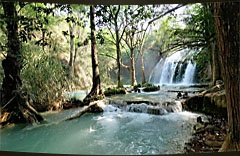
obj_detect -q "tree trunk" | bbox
[115,20,123,88]
[83,5,103,103]
[68,23,75,78]
[140,52,146,85]
[214,2,240,151]
[211,41,222,85]
[73,44,77,64]
[130,49,137,86]
[1,2,43,127]
[42,30,45,51]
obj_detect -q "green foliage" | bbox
[104,87,126,96]
[193,48,212,82]
[0,3,218,112]
[166,4,215,82]
[133,83,160,92]
[21,43,70,106]
[97,29,117,87]
[145,16,178,55]
[172,3,215,51]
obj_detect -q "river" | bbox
[0,85,205,155]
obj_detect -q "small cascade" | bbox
[105,101,182,115]
[181,61,196,84]
[149,49,197,85]
[125,102,182,115]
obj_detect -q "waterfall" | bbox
[149,49,197,85]
[148,58,166,83]
[181,61,196,84]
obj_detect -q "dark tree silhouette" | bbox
[214,2,240,151]
[0,2,43,127]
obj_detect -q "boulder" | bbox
[183,85,227,117]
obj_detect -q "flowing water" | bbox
[149,49,197,85]
[181,61,196,84]
[0,106,201,155]
[0,85,205,155]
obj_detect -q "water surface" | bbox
[0,105,200,155]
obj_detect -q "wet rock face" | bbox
[183,85,227,117]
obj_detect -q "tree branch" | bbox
[120,62,130,71]
[100,53,117,60]
[106,25,116,42]
[148,4,186,25]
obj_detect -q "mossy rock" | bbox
[133,83,154,89]
[104,87,127,96]
[143,85,160,92]
[133,84,142,90]
[183,88,227,117]
[142,83,154,87]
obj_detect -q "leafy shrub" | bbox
[21,44,71,110]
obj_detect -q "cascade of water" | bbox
[148,58,166,83]
[149,49,197,85]
[174,63,183,83]
[159,51,183,84]
[181,61,196,84]
[125,102,182,115]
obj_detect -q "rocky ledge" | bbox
[182,81,227,117]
